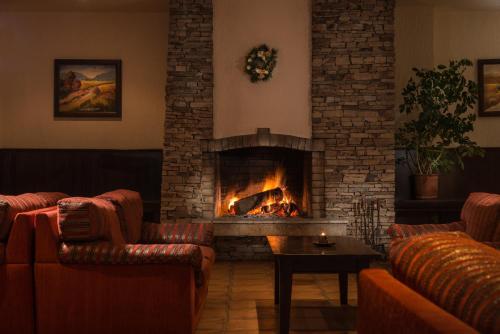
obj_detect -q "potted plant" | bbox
[396,59,484,199]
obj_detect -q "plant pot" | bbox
[412,174,439,199]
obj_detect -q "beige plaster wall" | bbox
[433,7,500,147]
[0,12,168,149]
[396,2,500,147]
[213,0,312,139]
[394,3,434,124]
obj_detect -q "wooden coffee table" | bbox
[267,236,381,334]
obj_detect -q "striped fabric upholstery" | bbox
[0,192,67,240]
[387,221,465,240]
[0,204,6,239]
[36,192,69,206]
[494,223,500,243]
[390,232,500,334]
[59,242,202,268]
[58,197,125,244]
[97,189,143,244]
[141,222,214,246]
[461,192,500,242]
[0,243,5,264]
[484,241,500,249]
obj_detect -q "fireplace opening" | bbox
[215,147,311,218]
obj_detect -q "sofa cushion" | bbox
[0,192,67,240]
[461,192,500,241]
[58,197,125,244]
[36,192,70,206]
[97,189,143,244]
[390,232,500,334]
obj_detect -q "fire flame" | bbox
[228,196,238,213]
[223,167,299,217]
[262,167,285,192]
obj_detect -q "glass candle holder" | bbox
[319,232,328,244]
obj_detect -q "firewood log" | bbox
[284,202,299,216]
[234,187,283,215]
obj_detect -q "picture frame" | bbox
[478,59,500,117]
[54,59,122,118]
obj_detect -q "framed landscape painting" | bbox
[54,59,122,118]
[478,59,500,117]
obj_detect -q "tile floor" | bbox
[196,261,359,334]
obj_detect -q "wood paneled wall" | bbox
[396,148,500,224]
[0,149,162,221]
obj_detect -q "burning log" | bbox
[283,202,299,217]
[260,203,281,214]
[233,187,283,215]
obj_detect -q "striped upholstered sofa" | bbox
[0,192,67,334]
[34,189,215,334]
[358,232,500,334]
[387,192,500,248]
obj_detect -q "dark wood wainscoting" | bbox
[1,148,498,225]
[0,149,162,222]
[396,148,500,224]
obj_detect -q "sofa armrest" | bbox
[386,221,465,240]
[58,242,203,269]
[141,222,214,246]
[59,242,205,286]
[358,269,478,334]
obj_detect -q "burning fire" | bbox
[225,167,300,217]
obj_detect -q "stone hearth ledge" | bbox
[190,218,347,237]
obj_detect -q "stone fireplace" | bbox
[162,0,396,258]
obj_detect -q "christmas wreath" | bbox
[244,44,278,82]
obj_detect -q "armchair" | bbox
[34,190,215,334]
[388,192,500,248]
[0,192,67,334]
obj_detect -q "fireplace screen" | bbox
[215,147,311,218]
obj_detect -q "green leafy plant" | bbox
[396,59,484,175]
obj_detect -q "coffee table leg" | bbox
[279,261,292,334]
[339,272,348,305]
[274,257,280,304]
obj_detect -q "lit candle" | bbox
[319,232,328,244]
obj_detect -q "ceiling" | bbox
[1,0,500,12]
[398,0,500,10]
[0,0,169,12]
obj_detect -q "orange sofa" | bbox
[358,232,499,334]
[387,192,500,248]
[0,192,67,334]
[34,189,215,334]
[358,192,500,334]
